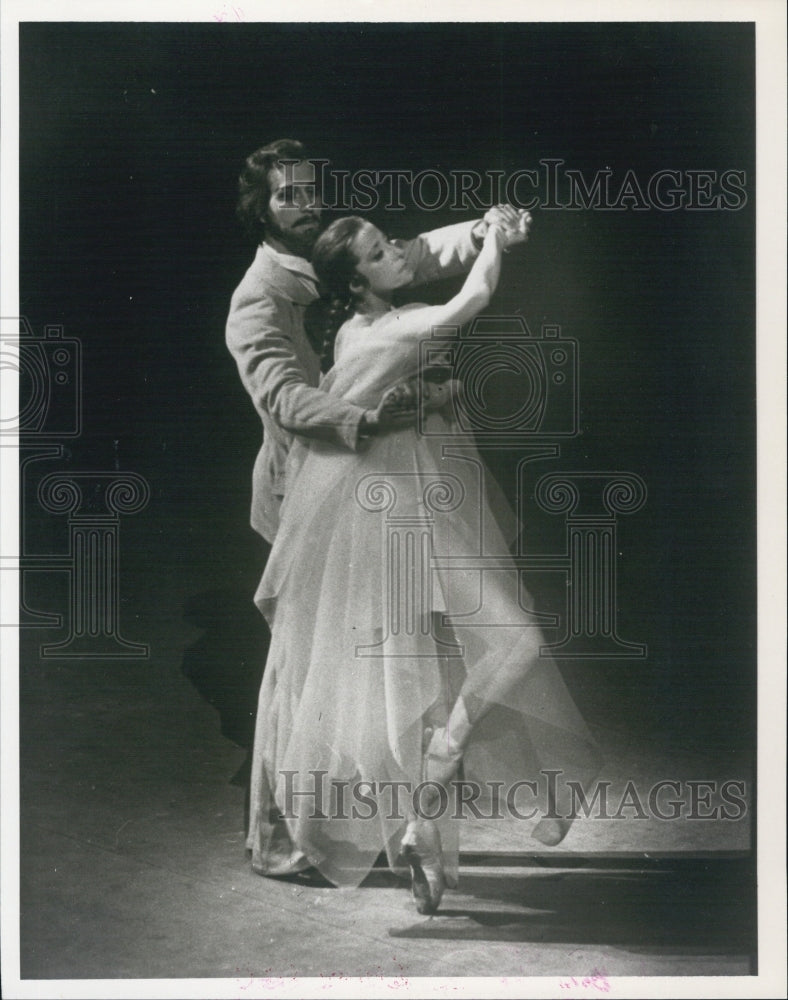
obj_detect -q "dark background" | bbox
[19,22,756,751]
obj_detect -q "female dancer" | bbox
[246,212,600,914]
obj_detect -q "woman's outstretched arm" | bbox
[377,215,529,341]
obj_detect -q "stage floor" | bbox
[16,614,754,982]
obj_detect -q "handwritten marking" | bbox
[558,971,611,993]
[213,3,245,21]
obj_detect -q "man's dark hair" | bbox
[235,138,307,243]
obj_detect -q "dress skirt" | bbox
[245,413,601,888]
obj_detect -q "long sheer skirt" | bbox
[246,416,601,887]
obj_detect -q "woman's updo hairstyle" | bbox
[305,216,367,372]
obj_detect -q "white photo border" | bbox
[1,2,785,998]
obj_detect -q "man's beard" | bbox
[265,214,322,257]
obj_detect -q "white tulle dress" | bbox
[246,305,600,887]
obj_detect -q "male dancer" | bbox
[226,138,522,541]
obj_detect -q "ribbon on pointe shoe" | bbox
[422,724,465,788]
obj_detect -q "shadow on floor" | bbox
[181,586,269,790]
[387,857,756,962]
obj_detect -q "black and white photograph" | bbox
[1,2,785,997]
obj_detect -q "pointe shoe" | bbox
[400,819,448,915]
[532,815,574,847]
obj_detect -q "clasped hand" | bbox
[370,375,462,432]
[482,204,532,249]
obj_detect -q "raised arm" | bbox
[377,223,517,341]
[399,205,528,286]
[397,220,480,286]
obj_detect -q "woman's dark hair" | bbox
[236,139,308,243]
[304,216,367,372]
